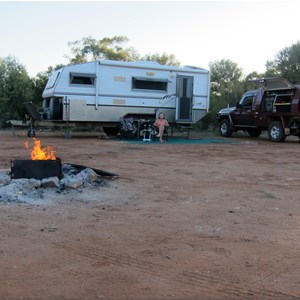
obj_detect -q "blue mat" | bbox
[116,136,237,144]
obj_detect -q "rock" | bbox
[41,177,59,188]
[28,178,42,188]
[60,177,83,189]
[77,168,99,183]
[60,168,99,189]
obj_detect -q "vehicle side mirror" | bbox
[236,102,242,108]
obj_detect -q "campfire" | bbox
[10,138,117,181]
[1,138,118,204]
[11,138,62,180]
[24,138,57,160]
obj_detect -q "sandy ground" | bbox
[0,129,300,299]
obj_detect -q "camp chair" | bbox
[153,126,169,142]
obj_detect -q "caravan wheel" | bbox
[103,127,120,136]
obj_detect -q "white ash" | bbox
[0,164,109,204]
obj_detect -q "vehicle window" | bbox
[241,95,254,107]
[262,95,275,112]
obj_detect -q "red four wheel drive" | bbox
[217,77,300,142]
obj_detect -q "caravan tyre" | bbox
[103,127,120,136]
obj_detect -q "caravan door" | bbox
[176,76,193,122]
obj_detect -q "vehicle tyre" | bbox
[219,119,233,137]
[248,128,262,137]
[268,121,286,142]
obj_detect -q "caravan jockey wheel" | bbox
[27,129,36,138]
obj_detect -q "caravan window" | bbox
[46,71,60,89]
[70,73,95,85]
[132,77,168,91]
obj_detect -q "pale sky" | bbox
[0,0,299,77]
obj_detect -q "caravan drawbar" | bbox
[29,59,210,136]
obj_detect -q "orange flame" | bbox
[24,138,57,160]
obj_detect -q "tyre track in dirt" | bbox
[53,242,299,299]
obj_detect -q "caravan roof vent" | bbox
[183,65,205,70]
[134,61,160,65]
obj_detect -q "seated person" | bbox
[153,112,169,142]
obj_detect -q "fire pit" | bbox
[1,138,119,204]
[11,158,62,180]
[9,138,117,183]
[10,138,62,180]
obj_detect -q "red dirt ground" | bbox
[0,129,300,299]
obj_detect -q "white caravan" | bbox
[26,60,210,136]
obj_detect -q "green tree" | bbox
[67,35,181,66]
[209,59,243,108]
[199,59,243,130]
[67,35,140,64]
[142,52,181,66]
[31,71,49,107]
[0,56,33,126]
[266,41,300,84]
[241,71,265,91]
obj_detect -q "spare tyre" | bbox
[49,98,62,120]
